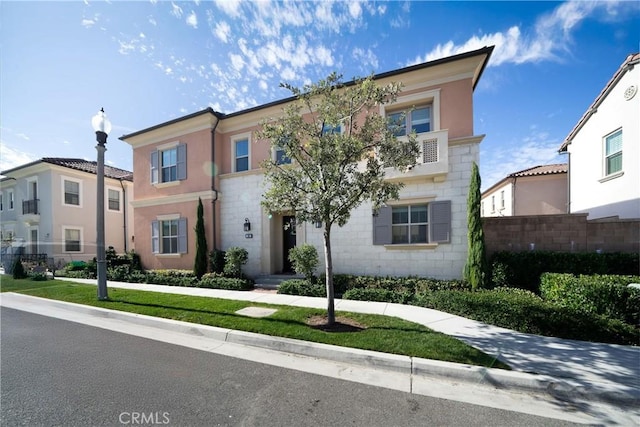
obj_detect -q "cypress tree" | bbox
[193,197,208,279]
[464,162,488,289]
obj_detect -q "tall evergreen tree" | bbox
[463,161,488,289]
[193,197,208,279]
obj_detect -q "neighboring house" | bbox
[0,158,134,268]
[481,164,568,217]
[559,52,639,220]
[120,46,494,279]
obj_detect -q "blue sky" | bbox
[1,1,638,190]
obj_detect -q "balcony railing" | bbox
[22,199,39,215]
[384,129,449,181]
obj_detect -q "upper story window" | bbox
[491,195,495,213]
[0,192,3,211]
[235,138,249,172]
[387,105,432,136]
[108,188,121,211]
[322,124,342,135]
[604,129,622,176]
[8,190,14,210]
[151,143,186,184]
[63,178,81,207]
[500,190,505,209]
[275,147,291,165]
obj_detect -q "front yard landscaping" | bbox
[0,276,509,370]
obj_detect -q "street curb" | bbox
[2,292,638,407]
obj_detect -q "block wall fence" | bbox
[482,214,640,257]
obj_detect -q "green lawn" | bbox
[0,276,509,369]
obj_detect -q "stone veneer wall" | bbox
[483,214,640,257]
[219,143,478,279]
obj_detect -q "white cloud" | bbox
[349,1,362,19]
[16,133,30,141]
[229,53,245,72]
[410,1,628,68]
[148,16,157,26]
[186,11,198,28]
[0,144,37,173]
[81,18,95,28]
[171,2,183,19]
[214,21,231,43]
[352,47,378,71]
[215,0,242,18]
[259,80,268,91]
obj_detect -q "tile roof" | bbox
[509,163,568,178]
[41,158,133,181]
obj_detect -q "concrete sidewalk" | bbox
[7,278,640,406]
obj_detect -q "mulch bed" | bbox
[306,315,367,332]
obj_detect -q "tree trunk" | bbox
[323,225,335,325]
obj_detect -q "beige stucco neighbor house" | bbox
[120,46,494,279]
[0,158,134,269]
[559,52,639,220]
[481,164,568,217]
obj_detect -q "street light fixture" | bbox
[92,108,112,300]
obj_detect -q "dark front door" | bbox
[282,216,296,273]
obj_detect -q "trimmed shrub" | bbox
[29,272,48,281]
[343,287,412,304]
[198,273,253,291]
[540,273,640,325]
[490,251,640,293]
[288,244,319,281]
[209,250,226,274]
[145,270,198,287]
[224,247,248,278]
[12,259,27,279]
[413,288,638,346]
[278,279,326,297]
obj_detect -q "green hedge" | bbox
[540,273,640,325]
[318,274,469,295]
[342,288,412,304]
[413,288,639,346]
[144,270,199,287]
[198,273,254,291]
[278,279,326,297]
[490,251,640,293]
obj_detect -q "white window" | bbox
[151,218,187,254]
[373,201,451,245]
[500,190,505,209]
[150,143,186,184]
[63,227,82,252]
[63,178,82,207]
[8,190,14,210]
[108,188,121,211]
[234,138,249,172]
[604,129,622,176]
[387,105,432,136]
[491,195,495,213]
[481,201,484,217]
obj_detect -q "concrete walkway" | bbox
[9,278,640,405]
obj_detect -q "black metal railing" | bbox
[22,199,39,215]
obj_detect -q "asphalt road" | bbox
[1,308,582,427]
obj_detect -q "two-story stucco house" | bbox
[120,46,493,279]
[559,52,639,220]
[0,158,134,269]
[481,164,568,217]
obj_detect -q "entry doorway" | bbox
[282,215,296,273]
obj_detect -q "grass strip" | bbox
[1,277,509,370]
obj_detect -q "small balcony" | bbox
[385,129,449,182]
[21,199,40,224]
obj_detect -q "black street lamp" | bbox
[91,108,111,300]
